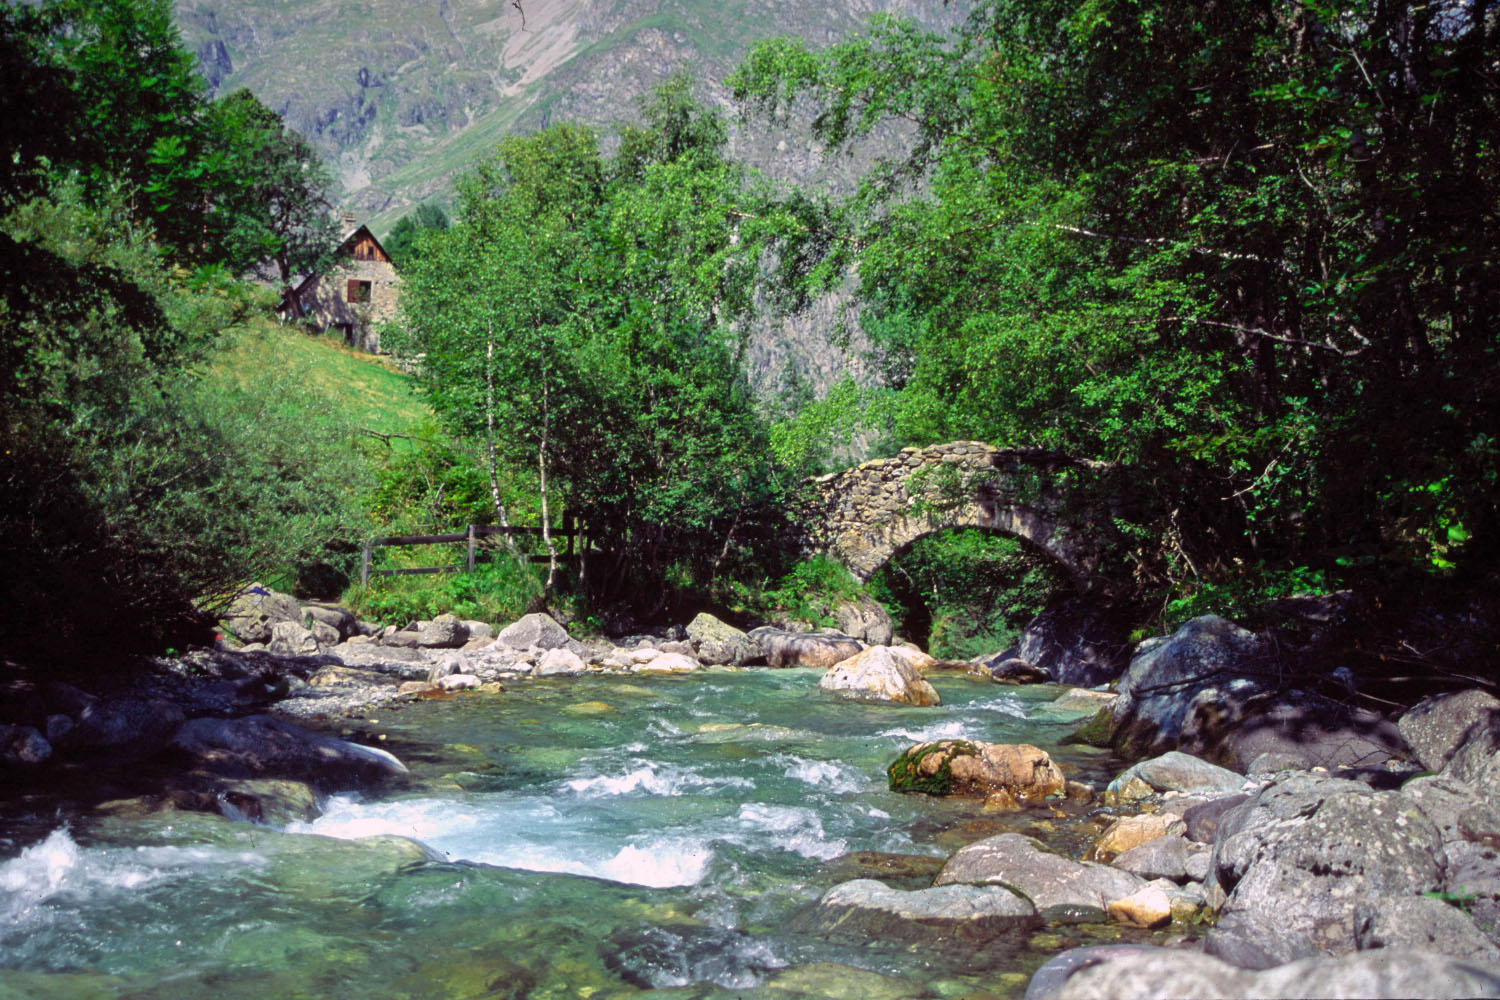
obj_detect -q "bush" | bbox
[344,560,544,628]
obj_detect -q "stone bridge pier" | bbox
[799,441,1115,591]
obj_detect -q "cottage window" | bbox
[347,279,372,303]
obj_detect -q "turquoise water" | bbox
[0,670,1123,999]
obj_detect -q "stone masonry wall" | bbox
[801,441,1106,588]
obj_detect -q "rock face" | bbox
[935,833,1145,914]
[751,628,864,669]
[1030,946,1500,1000]
[888,742,1064,800]
[820,647,940,706]
[797,878,1041,942]
[1205,772,1445,968]
[1111,615,1402,769]
[685,613,756,666]
[169,714,408,788]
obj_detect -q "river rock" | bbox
[1398,689,1500,772]
[1355,894,1500,963]
[1106,751,1245,800]
[888,741,1063,799]
[750,628,864,669]
[1090,813,1185,862]
[169,714,408,789]
[685,613,755,666]
[820,646,940,706]
[834,597,895,647]
[1111,834,1191,881]
[494,613,572,651]
[268,621,320,657]
[1105,884,1172,928]
[632,652,699,673]
[215,778,320,825]
[70,698,185,759]
[537,648,587,676]
[418,614,469,649]
[303,603,356,640]
[222,584,303,644]
[1181,793,1249,843]
[0,724,50,764]
[1030,946,1500,1000]
[436,673,481,691]
[1205,772,1445,968]
[796,878,1040,942]
[935,832,1145,913]
[1444,703,1500,797]
[1013,595,1132,687]
[1112,615,1402,769]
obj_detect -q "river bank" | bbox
[2,598,1498,998]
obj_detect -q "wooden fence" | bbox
[360,523,578,586]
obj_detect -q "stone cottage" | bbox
[279,216,400,352]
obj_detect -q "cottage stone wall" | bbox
[801,441,1109,589]
[292,256,401,353]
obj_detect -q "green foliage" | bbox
[384,203,449,268]
[871,531,1070,659]
[346,561,543,627]
[724,555,871,630]
[0,183,368,662]
[392,77,792,613]
[734,0,1500,598]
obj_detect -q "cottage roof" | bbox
[277,221,394,310]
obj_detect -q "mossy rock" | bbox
[887,740,981,794]
[1064,707,1116,749]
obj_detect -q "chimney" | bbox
[343,212,358,226]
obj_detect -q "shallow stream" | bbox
[0,669,1130,999]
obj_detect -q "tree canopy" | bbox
[733,0,1500,596]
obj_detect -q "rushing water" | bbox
[0,669,1126,999]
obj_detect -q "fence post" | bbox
[361,539,372,587]
[466,524,476,573]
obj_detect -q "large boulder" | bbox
[820,647,940,706]
[1204,772,1445,968]
[794,879,1040,942]
[268,621,321,657]
[417,614,469,649]
[1106,751,1245,800]
[1012,596,1132,687]
[1355,895,1500,963]
[494,613,573,651]
[1111,615,1402,769]
[1443,702,1500,798]
[222,584,304,645]
[69,698,185,760]
[168,714,408,789]
[888,741,1064,800]
[685,613,755,666]
[750,628,864,669]
[302,604,357,641]
[935,832,1145,916]
[1397,689,1500,772]
[834,597,895,647]
[1027,946,1500,1000]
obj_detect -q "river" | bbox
[0,669,1132,999]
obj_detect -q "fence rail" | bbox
[360,523,577,586]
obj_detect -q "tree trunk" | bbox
[486,324,523,563]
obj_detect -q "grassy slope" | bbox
[211,315,432,443]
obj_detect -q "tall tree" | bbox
[394,80,785,610]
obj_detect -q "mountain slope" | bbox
[175,0,961,232]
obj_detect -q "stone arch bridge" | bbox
[799,441,1119,591]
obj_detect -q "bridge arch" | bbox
[799,441,1113,591]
